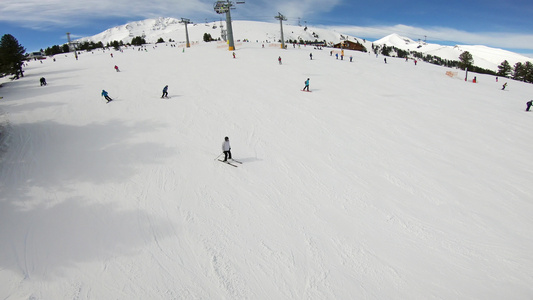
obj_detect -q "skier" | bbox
[278,56,282,65]
[40,77,47,86]
[309,53,313,60]
[232,52,236,59]
[384,58,387,64]
[473,76,477,83]
[101,90,113,103]
[502,82,508,90]
[526,100,532,112]
[161,85,169,98]
[114,65,120,72]
[222,136,232,162]
[303,78,310,91]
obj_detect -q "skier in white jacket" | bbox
[222,136,232,161]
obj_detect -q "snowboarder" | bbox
[278,56,282,65]
[161,85,169,98]
[303,78,310,91]
[502,82,508,90]
[101,90,113,103]
[40,77,47,86]
[527,100,532,112]
[222,136,232,162]
[114,65,120,72]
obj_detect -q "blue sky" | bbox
[2,0,532,56]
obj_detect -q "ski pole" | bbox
[214,153,223,160]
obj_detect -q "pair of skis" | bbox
[218,159,242,167]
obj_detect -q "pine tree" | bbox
[512,62,526,81]
[497,60,512,77]
[203,33,214,42]
[0,34,26,79]
[458,51,474,70]
[131,36,146,46]
[524,61,533,84]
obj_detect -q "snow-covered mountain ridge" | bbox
[375,33,532,71]
[78,17,533,71]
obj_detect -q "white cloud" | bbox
[324,24,533,51]
[1,0,343,29]
[0,0,213,28]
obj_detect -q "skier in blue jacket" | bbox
[161,85,168,98]
[302,78,310,91]
[101,90,113,103]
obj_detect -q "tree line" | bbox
[372,43,533,82]
[497,60,533,83]
[43,36,148,56]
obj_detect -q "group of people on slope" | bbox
[101,85,169,103]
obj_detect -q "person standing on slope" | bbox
[302,78,310,91]
[222,137,232,162]
[278,56,282,65]
[101,90,113,103]
[161,85,169,98]
[114,65,120,72]
[526,100,532,112]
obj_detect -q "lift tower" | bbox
[214,1,244,51]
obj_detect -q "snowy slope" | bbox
[78,18,533,72]
[375,33,533,70]
[1,39,533,299]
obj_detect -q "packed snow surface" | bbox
[1,39,533,299]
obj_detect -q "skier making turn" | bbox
[101,90,113,103]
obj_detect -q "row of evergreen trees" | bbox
[0,34,26,79]
[497,60,533,83]
[374,44,508,77]
[374,43,533,83]
[43,36,148,56]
